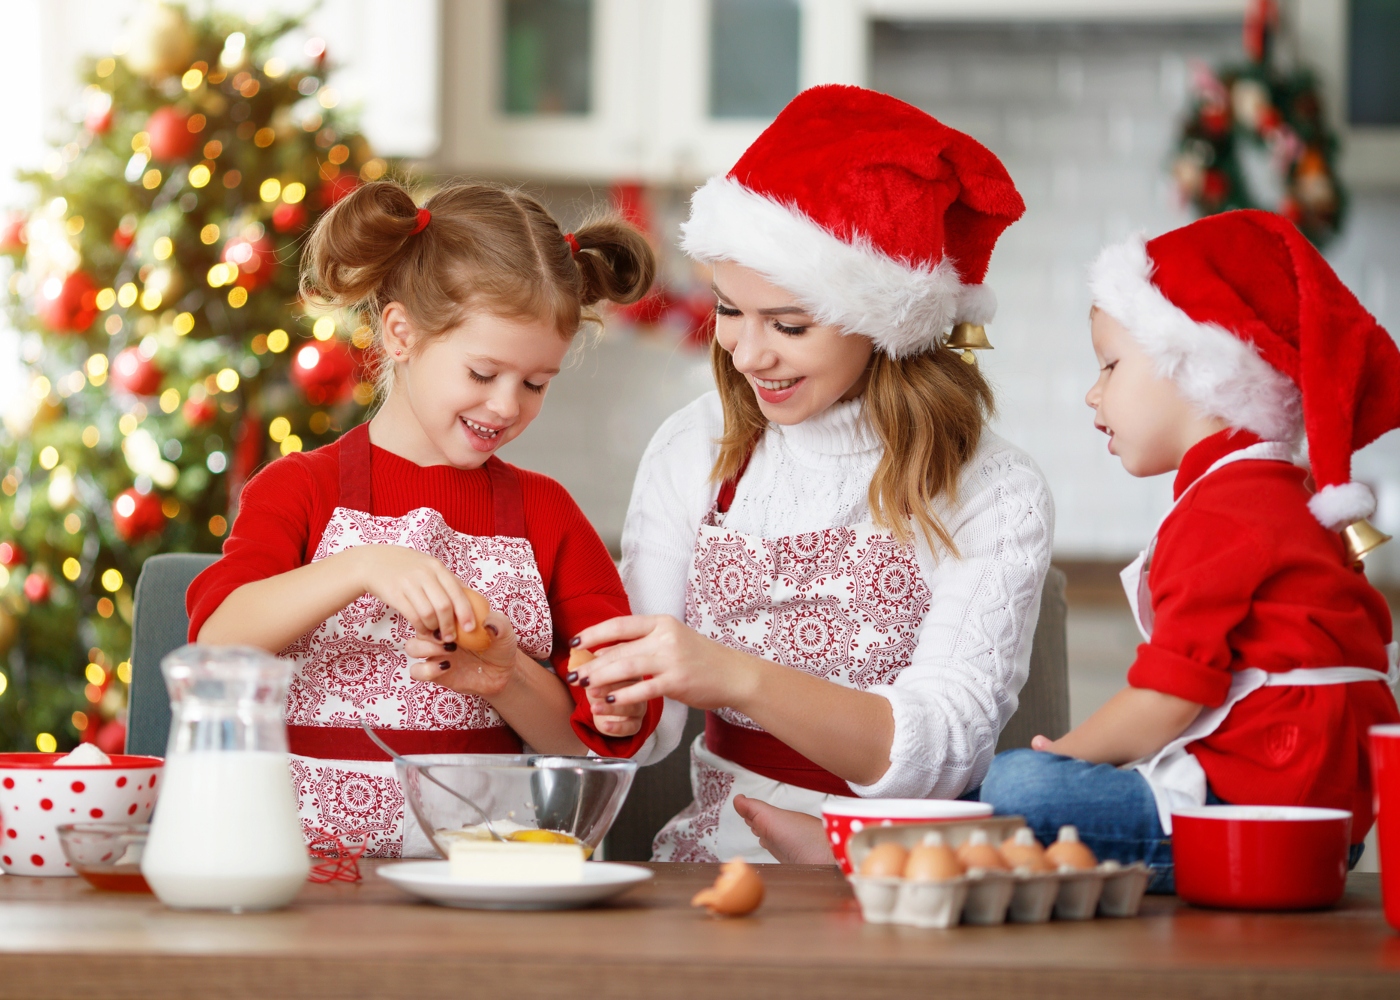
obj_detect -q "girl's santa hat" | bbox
[1090,209,1400,532]
[681,85,1025,358]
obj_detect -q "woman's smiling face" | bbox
[711,260,874,425]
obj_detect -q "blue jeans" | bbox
[971,749,1365,894]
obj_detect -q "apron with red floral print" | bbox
[653,464,932,862]
[279,423,554,858]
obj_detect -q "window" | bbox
[709,0,801,119]
[1349,0,1400,126]
[501,0,593,116]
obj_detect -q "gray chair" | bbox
[126,553,218,756]
[602,567,1070,861]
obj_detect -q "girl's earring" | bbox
[394,349,403,357]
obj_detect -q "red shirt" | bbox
[186,435,661,758]
[1128,429,1399,839]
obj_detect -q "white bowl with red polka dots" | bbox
[821,797,995,874]
[0,753,163,877]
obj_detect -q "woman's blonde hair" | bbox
[301,179,656,398]
[711,338,994,554]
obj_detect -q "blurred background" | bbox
[0,0,1397,784]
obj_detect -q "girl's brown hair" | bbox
[301,179,656,396]
[711,339,994,555]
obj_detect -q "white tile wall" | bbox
[502,21,1400,574]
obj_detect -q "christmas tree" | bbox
[0,3,381,753]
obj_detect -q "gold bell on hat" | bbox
[946,323,993,364]
[1342,518,1392,564]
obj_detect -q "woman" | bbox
[571,86,1054,862]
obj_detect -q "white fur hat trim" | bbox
[1308,482,1377,531]
[1088,235,1303,444]
[681,176,995,359]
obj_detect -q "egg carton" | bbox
[846,819,1152,928]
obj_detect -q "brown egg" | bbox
[955,829,1009,871]
[692,858,765,916]
[1000,827,1053,872]
[458,589,493,651]
[1044,825,1098,871]
[903,832,964,882]
[568,645,596,670]
[857,841,909,878]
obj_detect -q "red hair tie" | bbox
[411,208,431,235]
[564,232,580,258]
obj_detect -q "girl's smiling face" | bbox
[1086,307,1227,477]
[375,302,569,468]
[711,260,874,425]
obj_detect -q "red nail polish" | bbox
[439,661,451,671]
[605,695,615,704]
[443,642,457,652]
[569,636,581,648]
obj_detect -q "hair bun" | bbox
[571,219,656,307]
[301,180,425,308]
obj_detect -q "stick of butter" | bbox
[448,839,586,883]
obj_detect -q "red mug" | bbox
[820,798,992,874]
[1370,724,1400,931]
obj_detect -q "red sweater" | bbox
[1128,429,1399,839]
[186,435,661,758]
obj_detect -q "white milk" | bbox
[142,751,310,911]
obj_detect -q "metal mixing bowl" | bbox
[395,754,638,858]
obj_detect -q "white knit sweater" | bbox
[621,392,1055,798]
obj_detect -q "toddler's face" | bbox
[711,261,874,425]
[1085,308,1216,477]
[397,308,570,469]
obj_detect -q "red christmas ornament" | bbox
[1202,169,1231,206]
[182,397,216,428]
[109,348,164,396]
[23,572,51,604]
[94,719,127,756]
[37,271,100,333]
[0,215,26,254]
[271,202,307,233]
[222,235,278,291]
[112,218,137,251]
[86,106,113,135]
[291,340,357,405]
[112,488,165,543]
[320,173,360,207]
[182,396,216,428]
[145,106,198,161]
[618,287,672,327]
[0,541,26,568]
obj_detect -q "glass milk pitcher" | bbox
[142,645,310,911]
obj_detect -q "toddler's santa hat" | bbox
[1089,209,1400,531]
[681,85,1024,358]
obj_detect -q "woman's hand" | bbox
[567,615,756,711]
[584,680,647,738]
[347,544,479,645]
[405,607,520,698]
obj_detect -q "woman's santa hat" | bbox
[681,85,1024,358]
[1090,209,1400,531]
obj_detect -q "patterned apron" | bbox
[279,423,554,857]
[1123,440,1400,834]
[652,456,933,862]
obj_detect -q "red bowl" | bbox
[1172,805,1352,910]
[820,797,992,874]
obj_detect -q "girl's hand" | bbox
[567,615,755,711]
[405,607,521,697]
[346,544,477,644]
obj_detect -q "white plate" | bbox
[378,861,654,910]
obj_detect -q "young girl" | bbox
[567,85,1055,863]
[983,209,1400,890]
[187,180,664,857]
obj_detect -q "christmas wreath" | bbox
[1173,0,1345,247]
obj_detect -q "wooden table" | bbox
[1,862,1397,999]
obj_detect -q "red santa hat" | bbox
[1089,209,1400,531]
[681,85,1024,358]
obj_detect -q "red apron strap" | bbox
[716,441,758,514]
[486,456,526,537]
[287,724,523,761]
[704,711,851,796]
[337,423,374,512]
